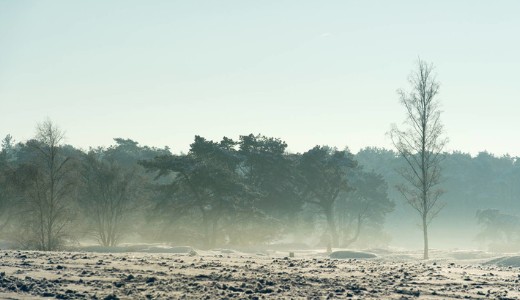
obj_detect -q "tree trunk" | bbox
[423,215,429,259]
[342,213,363,248]
[201,208,210,249]
[324,204,338,247]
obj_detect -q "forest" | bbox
[0,120,518,253]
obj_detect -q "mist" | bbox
[1,122,518,254]
[2,1,520,299]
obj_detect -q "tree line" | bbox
[1,122,519,252]
[0,120,394,250]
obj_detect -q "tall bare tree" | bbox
[390,59,448,259]
[19,120,76,250]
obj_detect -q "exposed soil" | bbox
[0,249,519,299]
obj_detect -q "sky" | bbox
[1,1,519,156]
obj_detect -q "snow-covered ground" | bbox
[0,246,519,299]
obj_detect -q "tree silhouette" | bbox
[390,59,448,259]
[298,146,356,247]
[79,148,141,247]
[16,120,77,250]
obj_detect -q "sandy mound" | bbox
[78,245,196,254]
[329,250,376,259]
[79,245,142,253]
[141,246,195,254]
[484,256,520,267]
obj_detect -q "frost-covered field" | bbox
[0,247,519,299]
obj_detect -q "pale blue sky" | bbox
[1,1,519,155]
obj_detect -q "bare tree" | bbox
[19,120,76,250]
[390,59,448,259]
[80,150,140,247]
